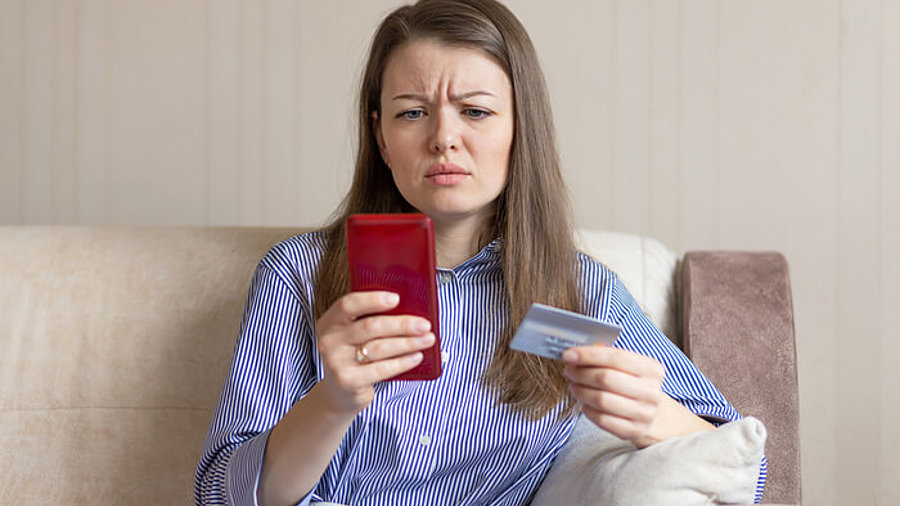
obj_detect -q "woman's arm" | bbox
[195,255,433,506]
[258,290,433,506]
[257,385,356,506]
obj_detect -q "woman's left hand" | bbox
[562,345,667,448]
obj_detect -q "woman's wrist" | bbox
[304,382,363,423]
[635,396,714,448]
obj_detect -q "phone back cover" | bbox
[346,214,441,380]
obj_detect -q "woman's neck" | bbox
[432,216,494,269]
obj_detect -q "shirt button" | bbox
[419,434,432,446]
[439,272,452,284]
[441,352,450,363]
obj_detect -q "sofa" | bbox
[0,227,800,505]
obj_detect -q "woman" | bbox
[195,1,763,505]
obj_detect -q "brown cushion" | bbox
[682,251,801,504]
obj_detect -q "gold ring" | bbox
[355,345,370,364]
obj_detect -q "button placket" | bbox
[437,271,455,366]
[409,269,465,476]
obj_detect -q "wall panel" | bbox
[0,0,24,224]
[52,0,78,224]
[264,0,300,226]
[648,0,681,249]
[206,0,240,225]
[879,1,900,503]
[719,0,793,250]
[107,0,207,225]
[23,0,54,223]
[837,0,883,503]
[235,0,267,226]
[75,0,110,224]
[678,0,719,250]
[613,0,650,234]
[784,1,842,503]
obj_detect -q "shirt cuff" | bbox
[225,428,317,506]
[755,454,768,503]
[698,414,732,426]
[225,429,270,506]
[296,491,316,506]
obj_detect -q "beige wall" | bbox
[1,0,897,504]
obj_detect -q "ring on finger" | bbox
[355,344,370,364]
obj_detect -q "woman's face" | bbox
[375,39,514,228]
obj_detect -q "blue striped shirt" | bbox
[195,230,766,505]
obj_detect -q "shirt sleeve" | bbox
[194,262,322,505]
[606,274,767,503]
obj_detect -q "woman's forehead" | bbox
[381,40,511,98]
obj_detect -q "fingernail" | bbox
[418,333,435,345]
[383,293,400,305]
[562,349,578,362]
[408,352,424,364]
[414,319,431,333]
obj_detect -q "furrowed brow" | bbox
[390,91,496,102]
[450,90,496,101]
[391,93,428,101]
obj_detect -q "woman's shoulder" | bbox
[575,249,655,331]
[575,250,618,286]
[574,250,622,320]
[257,228,329,285]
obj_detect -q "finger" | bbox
[358,333,436,362]
[570,383,657,422]
[348,314,432,345]
[320,291,401,327]
[355,351,425,384]
[563,346,665,380]
[565,366,661,400]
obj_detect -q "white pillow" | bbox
[530,415,766,506]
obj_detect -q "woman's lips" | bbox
[428,173,468,185]
[426,163,469,186]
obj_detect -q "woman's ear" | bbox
[372,111,390,168]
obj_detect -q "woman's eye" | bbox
[464,109,491,119]
[399,110,425,120]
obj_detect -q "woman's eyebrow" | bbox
[391,90,497,101]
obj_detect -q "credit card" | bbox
[510,303,622,361]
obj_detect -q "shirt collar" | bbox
[438,237,503,274]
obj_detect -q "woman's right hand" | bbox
[314,291,435,414]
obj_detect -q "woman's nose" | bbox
[430,110,459,153]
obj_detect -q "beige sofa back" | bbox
[0,226,682,505]
[1,227,298,504]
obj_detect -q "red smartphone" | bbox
[345,213,442,381]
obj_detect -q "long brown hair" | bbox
[314,0,580,419]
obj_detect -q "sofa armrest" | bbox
[682,252,801,505]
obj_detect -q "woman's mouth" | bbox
[426,163,470,186]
